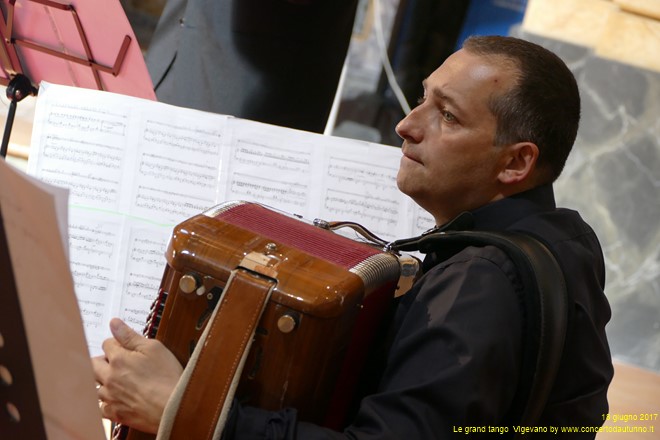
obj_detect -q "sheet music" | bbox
[28,82,430,355]
[131,111,224,222]
[315,136,406,242]
[68,215,122,324]
[28,83,228,354]
[117,224,171,330]
[220,118,318,215]
[0,160,105,440]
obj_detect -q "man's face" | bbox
[396,49,518,225]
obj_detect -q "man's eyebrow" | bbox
[421,79,463,113]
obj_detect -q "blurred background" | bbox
[2,0,659,435]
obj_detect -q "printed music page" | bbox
[0,160,105,440]
[27,82,430,355]
[28,82,229,354]
[219,117,425,242]
[314,135,408,243]
[219,117,319,216]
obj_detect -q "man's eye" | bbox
[442,111,456,122]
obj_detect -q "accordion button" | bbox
[179,274,200,294]
[277,314,298,334]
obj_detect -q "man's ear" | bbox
[497,142,539,185]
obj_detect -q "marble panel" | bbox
[518,30,660,372]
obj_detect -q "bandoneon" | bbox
[124,201,406,439]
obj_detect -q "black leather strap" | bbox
[390,230,569,430]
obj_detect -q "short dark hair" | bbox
[462,35,580,183]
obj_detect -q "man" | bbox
[93,35,613,438]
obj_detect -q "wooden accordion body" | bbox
[133,201,402,437]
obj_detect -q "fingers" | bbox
[91,355,110,385]
[99,400,111,420]
[109,318,144,352]
[96,381,117,424]
[97,383,110,402]
[96,377,163,434]
[93,318,142,389]
[97,396,123,427]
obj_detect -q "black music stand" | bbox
[0,73,37,158]
[0,0,154,159]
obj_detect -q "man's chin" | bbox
[395,177,417,201]
[395,174,407,194]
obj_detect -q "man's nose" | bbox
[395,107,423,143]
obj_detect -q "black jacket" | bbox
[223,184,613,439]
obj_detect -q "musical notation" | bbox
[120,233,168,330]
[47,107,128,136]
[143,120,222,156]
[323,188,400,240]
[314,145,404,240]
[234,140,312,174]
[27,82,432,355]
[121,308,151,328]
[78,300,106,330]
[134,185,214,222]
[70,233,115,258]
[139,152,217,190]
[326,156,397,190]
[123,271,162,302]
[128,236,167,270]
[229,173,308,209]
[75,279,112,340]
[70,261,113,294]
[324,193,398,219]
[43,136,123,170]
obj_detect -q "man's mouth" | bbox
[402,148,423,164]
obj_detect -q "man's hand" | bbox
[92,318,183,434]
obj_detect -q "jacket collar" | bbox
[434,184,557,233]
